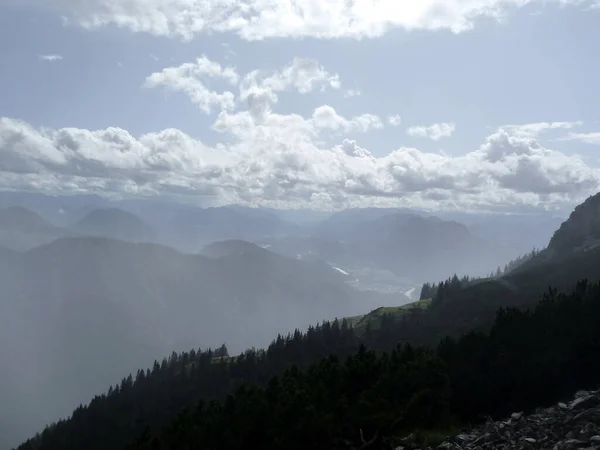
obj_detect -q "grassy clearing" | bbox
[205,299,433,365]
[349,298,432,335]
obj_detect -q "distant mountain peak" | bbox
[79,207,145,222]
[0,206,52,230]
[74,208,155,242]
[547,192,600,255]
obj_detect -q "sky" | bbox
[0,0,599,213]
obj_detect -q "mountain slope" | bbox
[0,206,71,250]
[263,211,483,283]
[16,275,600,450]
[72,208,156,242]
[546,192,600,257]
[0,236,387,447]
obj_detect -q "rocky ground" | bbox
[397,388,600,450]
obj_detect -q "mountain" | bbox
[261,211,484,283]
[546,192,600,257]
[313,207,427,237]
[349,213,475,278]
[0,191,109,226]
[72,208,156,242]
[0,206,71,250]
[0,192,557,274]
[0,236,392,448]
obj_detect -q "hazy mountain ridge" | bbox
[0,192,565,283]
[72,208,156,243]
[0,206,72,251]
[261,211,491,283]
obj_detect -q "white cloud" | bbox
[1,115,598,212]
[388,115,402,127]
[13,0,598,41]
[311,106,384,133]
[238,58,341,116]
[144,56,342,118]
[38,54,63,62]
[344,89,361,98]
[407,122,455,140]
[559,131,600,144]
[239,58,340,119]
[143,55,239,114]
[502,121,583,139]
[256,57,341,94]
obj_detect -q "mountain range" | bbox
[0,191,574,448]
[9,191,600,450]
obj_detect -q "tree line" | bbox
[419,248,542,302]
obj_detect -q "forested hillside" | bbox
[17,279,600,450]
[1,236,391,447]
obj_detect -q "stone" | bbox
[570,396,599,411]
[511,412,524,421]
[420,388,600,450]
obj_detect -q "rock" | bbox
[511,412,524,421]
[570,396,599,411]
[434,388,600,450]
[401,433,417,444]
[563,438,589,446]
[455,434,474,442]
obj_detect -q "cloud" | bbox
[144,56,341,118]
[407,122,455,141]
[474,127,598,196]
[559,132,600,144]
[311,106,383,133]
[256,57,341,94]
[239,58,339,120]
[143,55,239,114]
[1,115,598,212]
[13,0,598,41]
[388,115,402,127]
[344,90,361,98]
[38,54,63,62]
[502,121,583,139]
